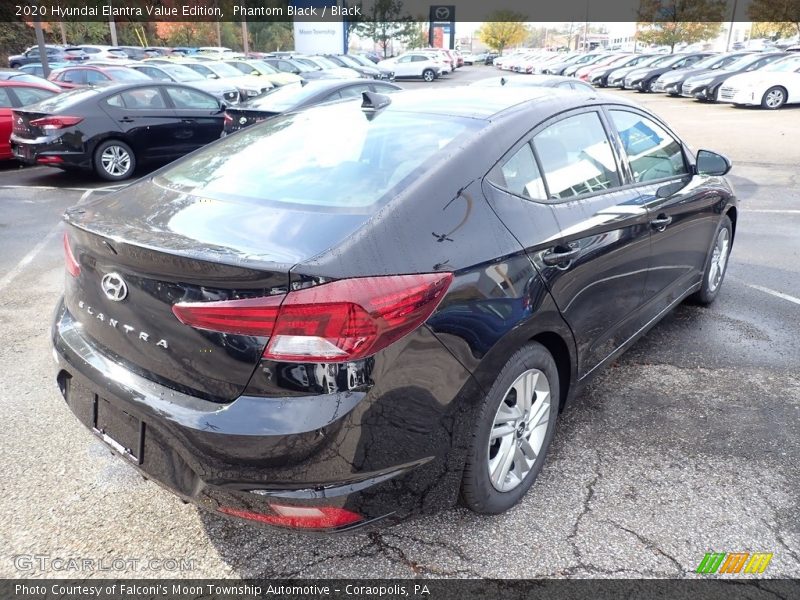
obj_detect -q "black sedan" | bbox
[651,52,752,95]
[11,82,225,180]
[680,52,787,101]
[222,79,401,135]
[622,52,714,91]
[53,88,737,531]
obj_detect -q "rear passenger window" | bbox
[533,112,621,199]
[609,110,687,182]
[0,89,12,108]
[488,143,546,200]
[165,87,217,109]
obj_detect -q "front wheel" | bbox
[422,69,435,83]
[761,86,786,110]
[690,215,732,306]
[461,342,560,514]
[93,140,136,181]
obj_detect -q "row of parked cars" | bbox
[494,47,800,109]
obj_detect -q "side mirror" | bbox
[696,149,731,176]
[207,74,218,79]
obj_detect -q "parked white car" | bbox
[78,45,128,60]
[718,54,800,109]
[378,53,442,82]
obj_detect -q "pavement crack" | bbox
[606,519,686,576]
[561,450,602,576]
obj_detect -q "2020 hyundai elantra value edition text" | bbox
[53,88,738,532]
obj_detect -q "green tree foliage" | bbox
[747,0,800,37]
[637,0,726,52]
[61,22,110,45]
[477,12,530,54]
[247,22,293,52]
[355,0,417,58]
[0,21,38,67]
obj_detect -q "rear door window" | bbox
[487,143,546,200]
[11,87,56,106]
[0,88,12,108]
[165,86,218,109]
[533,112,621,199]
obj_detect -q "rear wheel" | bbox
[422,69,435,83]
[93,140,136,181]
[461,342,560,514]
[761,86,786,110]
[690,215,732,306]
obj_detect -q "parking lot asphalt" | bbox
[1,65,798,579]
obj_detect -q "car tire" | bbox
[761,86,786,110]
[461,342,560,515]
[93,140,136,181]
[638,78,655,93]
[690,215,733,306]
[10,62,21,69]
[422,69,435,83]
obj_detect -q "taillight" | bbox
[223,112,233,126]
[172,294,283,337]
[172,273,453,363]
[29,116,83,131]
[63,232,80,277]
[219,504,362,529]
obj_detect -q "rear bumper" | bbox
[10,135,90,169]
[52,299,475,532]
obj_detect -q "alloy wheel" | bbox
[764,88,785,109]
[707,227,730,293]
[487,368,551,492]
[101,145,131,177]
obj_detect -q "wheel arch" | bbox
[530,331,572,411]
[725,205,738,243]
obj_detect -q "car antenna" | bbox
[361,91,391,120]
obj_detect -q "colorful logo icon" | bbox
[696,552,773,574]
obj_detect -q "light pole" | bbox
[725,0,739,51]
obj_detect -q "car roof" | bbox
[0,80,57,89]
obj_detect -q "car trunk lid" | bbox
[62,179,370,402]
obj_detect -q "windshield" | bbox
[722,54,766,71]
[162,65,203,82]
[156,103,482,208]
[690,54,727,69]
[337,55,362,68]
[106,68,150,81]
[244,82,317,110]
[349,55,373,67]
[206,63,245,78]
[311,57,339,69]
[761,56,800,72]
[250,61,279,74]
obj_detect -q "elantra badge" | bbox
[239,116,248,125]
[101,272,128,302]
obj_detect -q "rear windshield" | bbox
[106,68,150,81]
[244,82,320,110]
[23,87,99,111]
[156,102,482,208]
[162,65,203,81]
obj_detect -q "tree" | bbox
[155,23,218,47]
[248,22,293,52]
[747,0,800,37]
[0,21,38,67]
[478,12,530,55]
[61,22,110,45]
[355,0,417,58]
[405,23,429,50]
[637,0,726,52]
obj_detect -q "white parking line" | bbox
[742,209,800,215]
[747,284,800,307]
[0,224,61,294]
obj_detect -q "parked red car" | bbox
[48,65,149,90]
[0,81,60,159]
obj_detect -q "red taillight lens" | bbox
[172,273,453,363]
[265,274,452,362]
[172,294,283,337]
[219,504,362,529]
[29,116,83,130]
[63,232,80,277]
[223,112,233,126]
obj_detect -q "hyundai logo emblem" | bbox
[101,272,128,302]
[434,6,450,19]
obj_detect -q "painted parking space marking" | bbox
[0,223,61,294]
